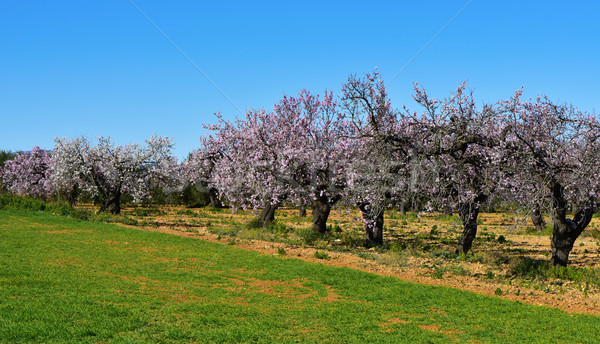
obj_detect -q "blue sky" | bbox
[1,1,598,159]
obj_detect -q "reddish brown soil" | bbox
[114,206,600,316]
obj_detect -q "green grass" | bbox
[1,211,599,343]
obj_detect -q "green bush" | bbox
[0,150,16,170]
[431,249,457,260]
[176,209,200,217]
[432,267,445,279]
[328,223,343,233]
[547,266,600,284]
[267,221,291,234]
[296,227,324,245]
[245,217,263,229]
[448,265,470,276]
[356,251,378,260]
[314,251,330,260]
[388,240,407,252]
[245,218,291,234]
[0,194,138,226]
[179,182,211,207]
[0,194,47,211]
[340,231,363,248]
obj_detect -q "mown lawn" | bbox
[0,210,598,343]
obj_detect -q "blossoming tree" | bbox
[343,71,504,252]
[50,134,178,214]
[500,92,600,266]
[0,146,53,198]
[180,137,223,208]
[408,83,506,254]
[202,90,356,232]
[341,71,414,245]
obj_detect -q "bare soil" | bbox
[114,206,600,316]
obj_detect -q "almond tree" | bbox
[0,146,53,198]
[344,71,504,253]
[501,91,600,266]
[204,90,355,232]
[344,140,414,245]
[405,83,505,254]
[200,111,285,226]
[50,134,178,214]
[341,71,415,245]
[180,139,223,208]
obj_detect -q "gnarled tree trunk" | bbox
[549,181,595,266]
[312,197,331,233]
[298,204,307,217]
[456,194,487,254]
[260,201,278,227]
[530,203,546,231]
[99,190,122,214]
[359,203,384,246]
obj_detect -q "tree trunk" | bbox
[260,201,278,227]
[398,200,409,216]
[550,207,595,266]
[298,204,307,217]
[530,203,546,231]
[208,187,222,208]
[67,185,80,207]
[456,194,487,254]
[359,203,384,246]
[548,180,595,266]
[551,220,577,267]
[312,197,331,233]
[99,190,122,214]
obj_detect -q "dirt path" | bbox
[117,219,600,316]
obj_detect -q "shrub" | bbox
[387,240,407,253]
[448,265,470,276]
[296,227,324,245]
[245,217,263,229]
[132,207,164,217]
[314,251,330,260]
[508,258,550,279]
[547,266,600,284]
[340,231,363,248]
[176,209,200,217]
[0,194,47,211]
[431,249,457,260]
[245,218,291,234]
[328,223,343,233]
[432,267,445,279]
[266,221,291,234]
[356,251,378,260]
[0,194,139,225]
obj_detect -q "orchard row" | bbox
[2,71,599,267]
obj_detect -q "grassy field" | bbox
[117,205,600,302]
[1,210,599,343]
